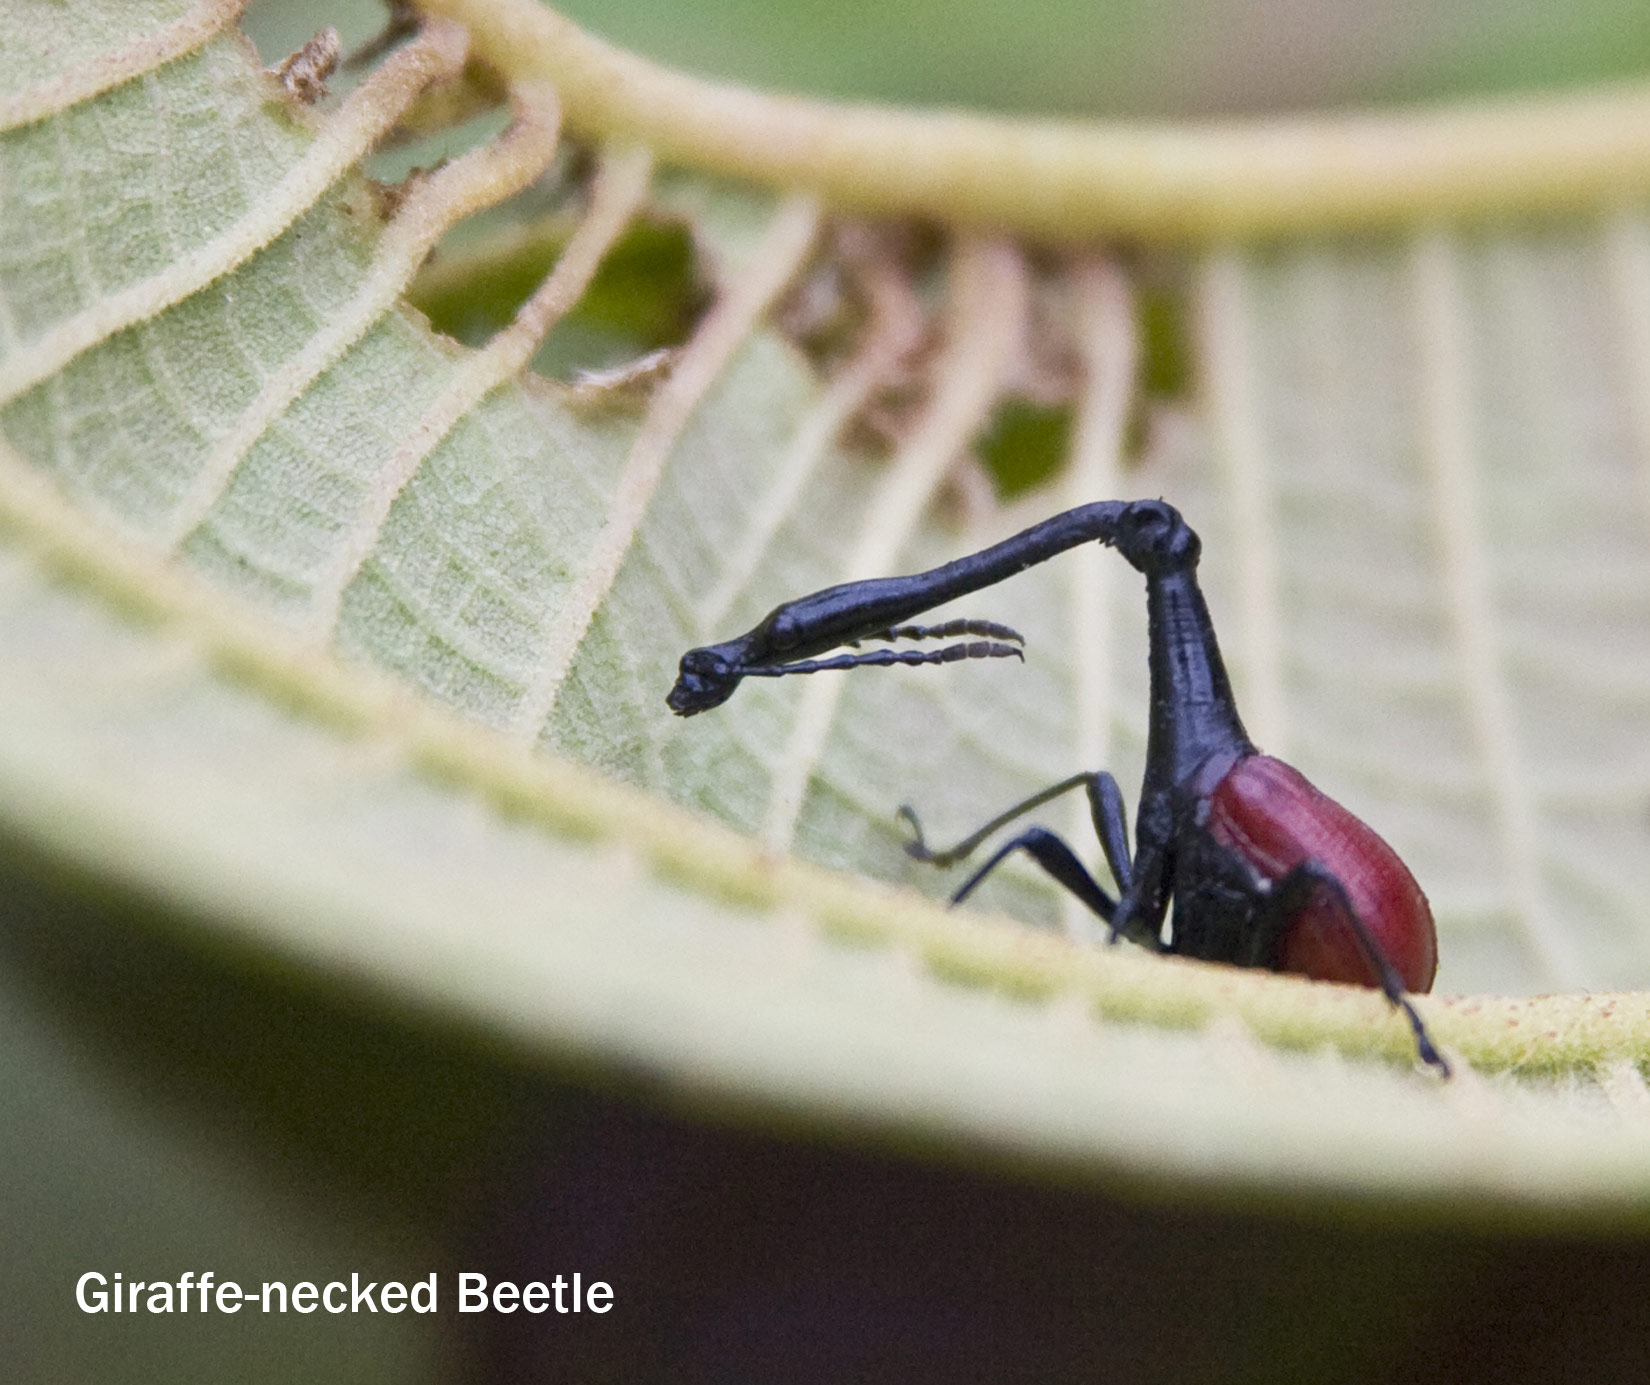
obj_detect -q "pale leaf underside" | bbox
[5,0,1650,1214]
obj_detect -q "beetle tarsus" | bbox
[898,804,938,861]
[1399,999,1451,1077]
[1270,861,1448,1076]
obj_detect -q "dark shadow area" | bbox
[3,830,1648,1384]
[459,1091,1650,1385]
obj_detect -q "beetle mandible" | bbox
[668,499,1445,1073]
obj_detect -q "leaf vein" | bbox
[0,0,247,134]
[763,238,1027,850]
[162,82,561,553]
[1410,232,1584,987]
[1057,258,1135,936]
[693,258,923,638]
[308,139,651,647]
[1197,249,1288,753]
[0,18,467,408]
[511,186,818,741]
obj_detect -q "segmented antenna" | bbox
[845,618,1025,646]
[736,639,1025,679]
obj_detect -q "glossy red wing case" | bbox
[1205,755,1438,993]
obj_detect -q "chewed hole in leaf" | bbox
[1136,274,1194,399]
[979,398,1073,497]
[411,206,708,377]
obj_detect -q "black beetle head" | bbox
[666,644,744,715]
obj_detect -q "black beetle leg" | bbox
[947,828,1166,951]
[902,770,1159,948]
[952,827,1111,915]
[1269,862,1450,1076]
[902,771,1108,868]
[1089,771,1132,894]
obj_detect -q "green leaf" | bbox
[5,0,1650,1245]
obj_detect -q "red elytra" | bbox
[1205,754,1438,993]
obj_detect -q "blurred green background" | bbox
[9,1,1650,1382]
[554,0,1650,115]
[252,0,1650,116]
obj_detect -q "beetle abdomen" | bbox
[1205,755,1438,993]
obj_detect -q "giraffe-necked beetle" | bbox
[668,499,1445,1073]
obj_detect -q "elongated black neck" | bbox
[666,502,1135,714]
[1143,567,1253,788]
[765,501,1131,658]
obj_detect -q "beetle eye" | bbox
[681,649,726,678]
[770,613,799,650]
